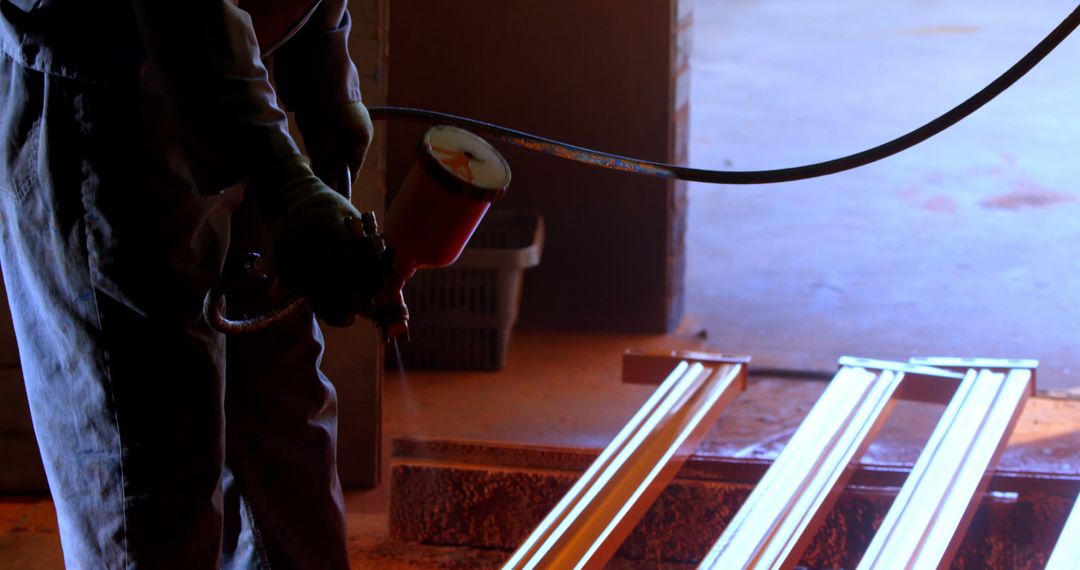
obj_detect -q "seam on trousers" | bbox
[6,116,40,201]
[72,89,130,569]
[241,495,273,570]
[0,50,43,202]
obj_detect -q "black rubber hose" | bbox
[368,4,1080,185]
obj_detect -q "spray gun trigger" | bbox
[243,252,272,280]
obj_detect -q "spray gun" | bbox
[370,125,511,341]
[204,125,511,342]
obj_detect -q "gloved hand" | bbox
[294,101,374,194]
[252,155,381,326]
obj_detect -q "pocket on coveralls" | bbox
[0,55,43,202]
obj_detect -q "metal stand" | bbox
[505,351,1036,570]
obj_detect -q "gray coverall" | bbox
[0,1,361,567]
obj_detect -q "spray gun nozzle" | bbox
[372,286,410,345]
[379,320,410,344]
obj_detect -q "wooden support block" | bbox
[504,360,746,570]
[1046,495,1080,570]
[699,366,904,569]
[622,348,750,385]
[857,368,1033,569]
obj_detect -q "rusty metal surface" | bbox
[390,378,1080,496]
[388,459,1072,568]
[693,379,1080,489]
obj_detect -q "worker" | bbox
[0,0,375,567]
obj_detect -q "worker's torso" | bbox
[0,0,321,84]
[0,0,146,84]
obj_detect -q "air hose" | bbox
[206,6,1080,336]
[367,4,1080,185]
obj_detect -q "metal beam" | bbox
[1046,494,1080,570]
[837,356,965,404]
[698,366,903,569]
[857,369,1032,569]
[503,360,746,570]
[910,356,1038,396]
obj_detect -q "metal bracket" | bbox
[910,356,1039,395]
[622,348,750,387]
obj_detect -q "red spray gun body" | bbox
[204,125,511,342]
[372,125,511,342]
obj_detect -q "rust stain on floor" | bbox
[900,25,982,36]
[921,195,959,213]
[980,182,1076,210]
[897,187,959,213]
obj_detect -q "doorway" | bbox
[684,0,1080,391]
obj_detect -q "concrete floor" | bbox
[683,0,1080,392]
[6,0,1080,566]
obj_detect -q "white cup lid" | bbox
[422,126,511,196]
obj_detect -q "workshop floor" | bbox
[5,0,1080,567]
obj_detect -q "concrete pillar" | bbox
[319,0,390,488]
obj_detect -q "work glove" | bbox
[294,101,374,194]
[252,156,382,326]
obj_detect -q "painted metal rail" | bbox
[699,365,906,568]
[503,351,1035,569]
[502,355,748,569]
[1046,493,1080,570]
[857,367,1032,569]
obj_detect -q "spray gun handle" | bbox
[355,211,412,343]
[202,211,388,335]
[202,166,381,335]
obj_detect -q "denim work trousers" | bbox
[0,54,350,568]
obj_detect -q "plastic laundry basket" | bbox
[395,210,544,370]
